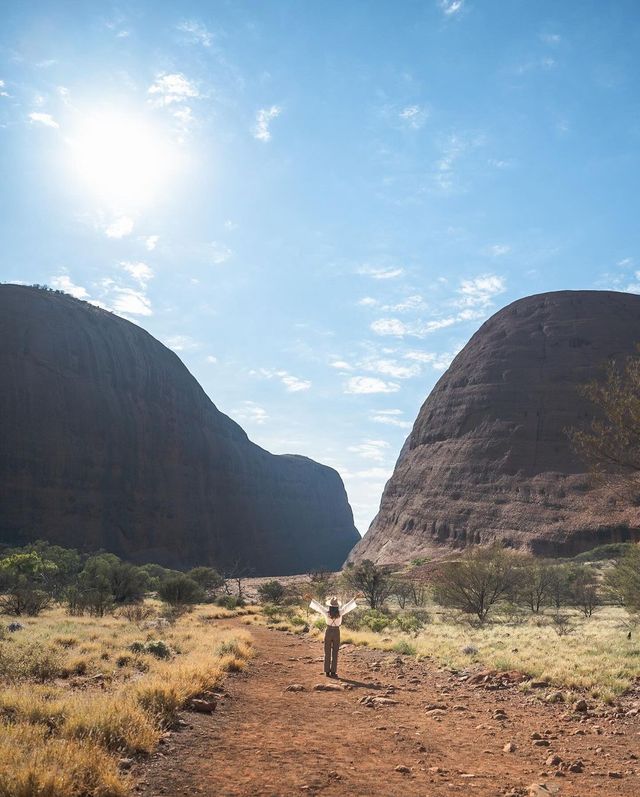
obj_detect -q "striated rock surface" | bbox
[350,290,640,565]
[0,285,359,574]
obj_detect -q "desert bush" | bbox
[432,545,518,622]
[342,560,392,609]
[308,570,336,602]
[392,639,416,656]
[0,642,63,683]
[569,565,601,617]
[394,609,430,633]
[144,640,172,659]
[117,603,156,624]
[215,594,244,609]
[187,566,224,593]
[390,579,413,609]
[158,575,204,606]
[515,556,555,613]
[0,552,57,616]
[257,580,286,604]
[345,608,390,632]
[550,613,574,636]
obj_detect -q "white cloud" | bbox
[330,360,353,371]
[365,358,421,379]
[163,334,199,351]
[456,274,506,307]
[29,112,59,129]
[148,73,199,106]
[145,235,159,251]
[177,20,213,47]
[399,104,427,129]
[0,79,8,98]
[347,439,390,462]
[488,244,511,257]
[253,105,281,142]
[259,368,311,392]
[121,261,153,287]
[358,296,379,307]
[404,347,461,370]
[439,0,464,15]
[206,355,218,364]
[232,401,268,425]
[384,294,426,312]
[617,258,633,267]
[105,216,134,239]
[358,265,404,280]
[370,409,412,429]
[210,241,232,264]
[50,274,88,299]
[224,220,238,231]
[112,288,152,317]
[344,376,400,394]
[370,318,410,337]
[540,33,561,45]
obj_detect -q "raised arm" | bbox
[340,598,358,616]
[309,599,328,616]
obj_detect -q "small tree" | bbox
[342,560,392,609]
[432,545,517,623]
[568,351,640,502]
[390,579,412,609]
[308,570,336,602]
[516,557,555,613]
[0,552,57,616]
[568,565,601,617]
[188,567,224,593]
[158,575,204,606]
[605,545,640,613]
[257,580,286,605]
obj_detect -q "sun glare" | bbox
[69,110,179,208]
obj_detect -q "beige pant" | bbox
[324,625,340,674]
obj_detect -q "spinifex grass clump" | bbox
[0,603,253,797]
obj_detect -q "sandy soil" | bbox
[133,620,639,797]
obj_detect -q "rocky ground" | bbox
[133,619,639,796]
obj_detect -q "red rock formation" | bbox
[349,290,640,565]
[0,285,359,574]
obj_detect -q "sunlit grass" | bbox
[0,602,254,797]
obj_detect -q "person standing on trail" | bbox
[309,596,358,678]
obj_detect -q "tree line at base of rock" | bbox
[0,540,240,617]
[257,544,640,626]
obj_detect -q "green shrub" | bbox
[144,640,172,659]
[216,595,244,609]
[257,580,286,605]
[158,575,204,606]
[392,640,416,656]
[394,610,430,633]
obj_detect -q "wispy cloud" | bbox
[163,334,199,351]
[111,288,152,317]
[364,358,421,379]
[329,360,353,371]
[145,235,159,251]
[357,265,404,280]
[404,346,462,370]
[232,401,268,425]
[540,33,561,45]
[488,244,511,257]
[439,0,464,16]
[370,409,412,429]
[383,295,426,313]
[358,297,379,307]
[344,376,400,394]
[148,73,199,106]
[456,274,506,307]
[347,439,390,462]
[210,241,232,264]
[258,368,311,392]
[0,79,9,98]
[399,104,427,129]
[50,274,88,299]
[177,20,213,47]
[253,105,281,142]
[370,318,411,337]
[105,216,134,239]
[121,261,153,287]
[29,112,59,129]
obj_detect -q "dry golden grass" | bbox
[264,604,639,702]
[0,602,253,797]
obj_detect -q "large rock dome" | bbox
[349,290,640,565]
[0,284,359,574]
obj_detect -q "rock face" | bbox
[0,285,359,574]
[350,290,640,565]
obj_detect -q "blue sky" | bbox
[2,1,640,534]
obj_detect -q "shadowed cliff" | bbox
[349,290,640,565]
[0,284,359,574]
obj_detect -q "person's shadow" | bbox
[336,677,385,690]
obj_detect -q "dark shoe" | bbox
[325,672,331,677]
[329,671,338,678]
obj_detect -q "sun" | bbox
[69,109,179,209]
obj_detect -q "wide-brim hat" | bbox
[329,597,339,607]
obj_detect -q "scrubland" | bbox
[253,602,639,703]
[0,602,254,797]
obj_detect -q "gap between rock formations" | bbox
[134,620,639,797]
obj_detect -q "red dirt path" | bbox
[134,620,639,797]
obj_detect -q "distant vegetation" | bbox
[0,541,255,796]
[254,544,640,701]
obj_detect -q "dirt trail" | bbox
[134,621,639,796]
